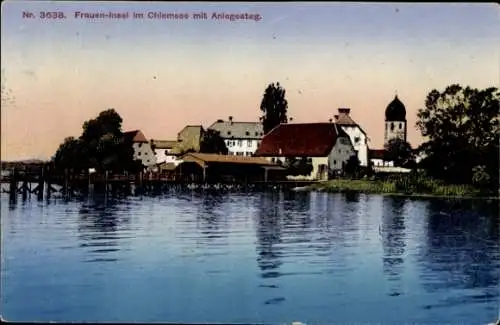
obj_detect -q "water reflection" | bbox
[77,196,131,263]
[196,192,228,241]
[255,192,285,279]
[419,199,500,300]
[380,197,407,296]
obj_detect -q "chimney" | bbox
[334,115,339,121]
[289,117,293,122]
[329,118,333,123]
[338,108,350,115]
[228,116,233,124]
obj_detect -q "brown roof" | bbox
[369,149,386,160]
[254,123,349,157]
[334,108,368,135]
[150,139,177,149]
[123,130,148,143]
[158,162,177,170]
[180,152,282,167]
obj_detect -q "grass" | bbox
[307,175,498,199]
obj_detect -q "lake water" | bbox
[1,189,499,324]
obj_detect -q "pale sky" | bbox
[1,1,499,161]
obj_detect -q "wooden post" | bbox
[202,165,207,184]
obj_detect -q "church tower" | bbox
[384,95,407,145]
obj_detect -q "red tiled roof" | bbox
[123,130,148,143]
[254,123,348,157]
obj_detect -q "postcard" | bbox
[1,1,499,324]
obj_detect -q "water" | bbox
[1,189,499,324]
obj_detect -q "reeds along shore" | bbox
[307,175,499,199]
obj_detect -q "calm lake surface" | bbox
[1,189,499,324]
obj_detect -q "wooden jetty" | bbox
[1,167,317,200]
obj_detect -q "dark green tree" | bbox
[199,129,229,154]
[416,85,499,188]
[384,138,415,168]
[53,137,87,173]
[260,82,288,134]
[344,154,361,177]
[52,109,139,174]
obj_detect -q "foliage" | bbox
[311,175,487,198]
[260,82,288,134]
[284,157,313,176]
[344,154,361,177]
[384,138,415,168]
[472,165,491,189]
[199,129,229,155]
[52,109,141,174]
[416,85,499,189]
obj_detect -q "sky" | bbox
[1,1,499,161]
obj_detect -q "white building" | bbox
[254,123,356,180]
[332,108,370,167]
[207,117,264,156]
[150,139,180,165]
[123,130,157,168]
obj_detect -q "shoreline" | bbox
[299,180,499,201]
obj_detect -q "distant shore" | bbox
[299,179,499,200]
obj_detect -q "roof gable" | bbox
[254,123,347,157]
[123,130,148,143]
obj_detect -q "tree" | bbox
[344,154,361,177]
[384,138,415,168]
[416,85,499,188]
[260,82,288,134]
[199,129,228,154]
[52,109,139,174]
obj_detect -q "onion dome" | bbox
[385,95,406,121]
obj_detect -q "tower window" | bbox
[399,123,402,130]
[391,122,395,131]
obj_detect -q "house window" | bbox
[245,131,250,136]
[255,132,259,136]
[138,143,143,148]
[354,136,360,144]
[237,140,242,146]
[399,123,403,130]
[333,160,336,165]
[227,131,231,135]
[138,152,141,156]
[165,150,169,155]
[260,132,263,136]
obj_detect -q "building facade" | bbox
[254,123,356,180]
[150,139,179,165]
[208,117,264,156]
[333,108,370,167]
[123,130,157,168]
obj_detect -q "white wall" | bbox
[133,142,157,167]
[339,125,369,166]
[154,148,178,164]
[384,121,407,144]
[225,139,261,156]
[370,158,394,167]
[328,136,356,172]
